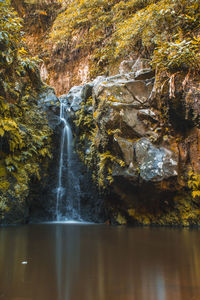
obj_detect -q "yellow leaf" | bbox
[192,191,200,198]
[0,128,4,137]
[37,10,48,16]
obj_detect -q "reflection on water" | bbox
[0,225,200,300]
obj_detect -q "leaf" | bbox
[192,191,200,198]
[0,128,4,137]
[188,180,194,189]
[6,166,14,172]
[37,10,48,16]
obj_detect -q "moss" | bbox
[97,151,125,188]
[116,213,127,225]
[0,180,10,191]
[113,193,200,226]
[74,94,127,189]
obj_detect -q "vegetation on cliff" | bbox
[47,0,200,225]
[49,0,200,76]
[0,0,53,222]
[15,0,200,93]
[2,0,199,225]
[73,78,200,226]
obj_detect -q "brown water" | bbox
[0,224,200,300]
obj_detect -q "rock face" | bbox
[93,75,153,107]
[64,58,200,226]
[27,90,60,223]
[134,138,178,182]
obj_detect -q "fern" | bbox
[188,170,200,199]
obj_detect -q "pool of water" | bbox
[0,224,200,300]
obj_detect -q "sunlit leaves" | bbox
[0,0,22,66]
[49,0,200,74]
[153,38,200,71]
[188,170,200,200]
[0,0,53,212]
[115,0,200,70]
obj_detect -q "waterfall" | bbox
[56,100,81,221]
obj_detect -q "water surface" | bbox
[0,224,200,300]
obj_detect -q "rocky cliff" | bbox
[4,0,200,225]
[61,57,200,226]
[11,0,90,95]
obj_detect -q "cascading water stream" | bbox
[56,100,81,221]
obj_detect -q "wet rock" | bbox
[112,163,138,181]
[134,69,155,80]
[81,83,93,100]
[135,138,178,182]
[114,136,134,165]
[119,58,152,75]
[37,87,60,130]
[137,109,157,122]
[39,88,58,106]
[67,85,83,111]
[46,111,60,131]
[125,80,153,104]
[131,58,151,73]
[59,94,70,105]
[117,107,148,137]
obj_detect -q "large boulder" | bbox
[66,85,83,111]
[93,73,154,107]
[65,62,200,226]
[135,138,178,182]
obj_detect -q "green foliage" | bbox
[0,0,22,66]
[0,0,53,218]
[0,88,52,213]
[188,170,200,199]
[98,151,125,188]
[153,37,200,71]
[75,96,125,189]
[49,0,149,75]
[75,96,94,130]
[116,0,200,71]
[49,0,200,75]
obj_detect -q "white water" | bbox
[56,101,81,221]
